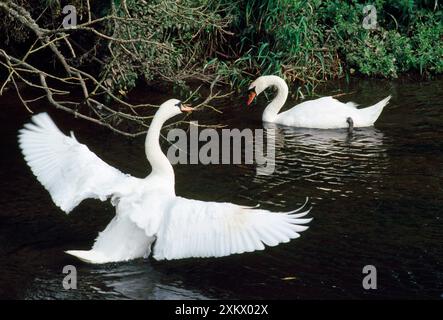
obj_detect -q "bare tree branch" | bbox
[0,1,232,136]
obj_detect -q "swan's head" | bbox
[159,99,194,119]
[247,76,268,106]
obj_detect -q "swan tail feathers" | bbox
[359,95,391,126]
[65,250,110,264]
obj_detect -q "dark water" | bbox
[0,78,442,299]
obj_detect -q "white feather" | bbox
[153,197,311,260]
[18,113,133,213]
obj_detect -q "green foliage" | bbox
[211,0,341,96]
[204,0,442,96]
[1,0,442,99]
[323,0,443,78]
[411,13,443,74]
[102,0,232,96]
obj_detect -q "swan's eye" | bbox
[175,101,182,108]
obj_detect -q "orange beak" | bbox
[247,91,257,106]
[180,104,194,113]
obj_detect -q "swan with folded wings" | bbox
[247,75,391,130]
[18,99,311,263]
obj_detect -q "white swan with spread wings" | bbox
[18,99,311,263]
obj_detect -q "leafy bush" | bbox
[323,0,442,78]
[1,0,442,99]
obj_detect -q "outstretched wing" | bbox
[18,113,131,213]
[153,197,312,260]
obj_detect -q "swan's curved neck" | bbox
[145,112,174,181]
[262,76,288,123]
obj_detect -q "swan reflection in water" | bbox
[251,123,388,205]
[25,260,211,300]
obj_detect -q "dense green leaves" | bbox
[1,0,442,99]
[326,0,443,78]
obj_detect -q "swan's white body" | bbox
[248,75,391,129]
[18,99,311,264]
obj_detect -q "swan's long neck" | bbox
[145,112,174,181]
[262,76,288,123]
